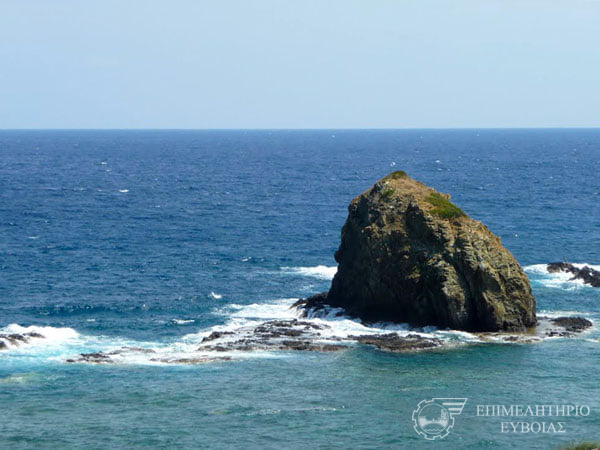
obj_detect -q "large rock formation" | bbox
[307,171,536,331]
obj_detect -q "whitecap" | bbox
[524,263,599,290]
[118,189,129,193]
[210,291,223,300]
[0,324,79,351]
[5,295,591,366]
[172,319,195,325]
[537,309,594,319]
[213,298,437,342]
[280,265,337,280]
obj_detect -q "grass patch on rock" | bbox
[381,187,395,200]
[383,170,408,181]
[425,192,467,219]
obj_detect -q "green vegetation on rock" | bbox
[381,187,395,200]
[425,192,467,219]
[383,170,408,181]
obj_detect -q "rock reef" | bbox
[0,332,44,350]
[64,319,445,364]
[302,171,537,331]
[547,262,600,287]
[61,314,593,364]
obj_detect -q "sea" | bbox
[1,129,599,449]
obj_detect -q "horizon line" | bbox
[1,126,600,131]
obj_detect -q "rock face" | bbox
[547,262,600,287]
[316,171,536,331]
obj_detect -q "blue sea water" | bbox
[1,129,599,449]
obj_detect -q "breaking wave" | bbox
[3,298,596,366]
[0,299,498,366]
[525,263,600,290]
[280,265,337,280]
[0,324,79,350]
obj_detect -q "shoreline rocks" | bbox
[547,262,600,287]
[350,333,444,352]
[0,332,44,350]
[62,311,594,364]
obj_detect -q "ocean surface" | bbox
[1,129,599,449]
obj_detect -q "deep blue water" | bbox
[1,130,599,449]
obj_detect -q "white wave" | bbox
[118,189,129,193]
[1,324,78,342]
[7,288,597,366]
[172,319,195,325]
[210,291,223,300]
[524,264,549,274]
[0,300,483,366]
[524,263,600,290]
[525,262,600,274]
[210,298,471,342]
[280,265,337,280]
[537,309,594,319]
[572,263,600,271]
[0,324,79,351]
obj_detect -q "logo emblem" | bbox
[412,398,467,440]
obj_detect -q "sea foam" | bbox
[525,262,600,290]
[5,291,596,366]
[280,265,337,280]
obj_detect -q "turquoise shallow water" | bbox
[1,130,599,448]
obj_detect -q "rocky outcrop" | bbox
[303,171,536,331]
[547,262,600,287]
[350,333,443,352]
[65,319,446,364]
[549,317,593,333]
[0,332,44,350]
[63,313,592,364]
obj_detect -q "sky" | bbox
[0,0,599,129]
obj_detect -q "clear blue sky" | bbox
[1,0,598,129]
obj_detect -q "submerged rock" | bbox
[479,316,593,342]
[547,262,600,287]
[351,333,443,352]
[66,347,157,364]
[549,316,593,333]
[67,352,113,364]
[302,171,536,332]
